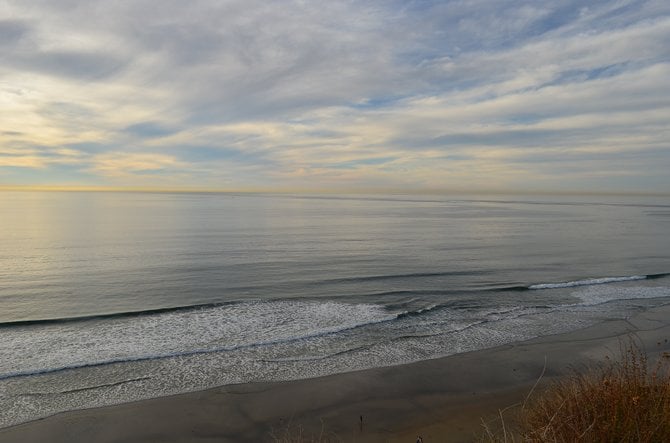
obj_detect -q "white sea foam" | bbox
[573,285,670,306]
[2,282,670,429]
[0,301,396,380]
[2,288,669,430]
[529,275,647,290]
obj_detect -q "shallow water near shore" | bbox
[1,191,669,427]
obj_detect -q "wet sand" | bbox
[2,304,670,442]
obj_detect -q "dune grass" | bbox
[483,340,670,442]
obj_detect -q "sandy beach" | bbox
[2,304,670,443]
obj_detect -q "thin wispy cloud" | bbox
[1,0,668,193]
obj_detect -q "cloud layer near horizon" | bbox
[1,0,669,193]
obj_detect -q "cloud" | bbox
[1,0,669,193]
[0,144,86,171]
[124,122,180,139]
[88,152,186,178]
[0,19,30,45]
[0,155,47,169]
[19,50,126,81]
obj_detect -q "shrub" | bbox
[514,342,670,442]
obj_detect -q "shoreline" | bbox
[2,303,670,442]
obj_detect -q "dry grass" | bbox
[483,340,670,442]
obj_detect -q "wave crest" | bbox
[529,275,647,290]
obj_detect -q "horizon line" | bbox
[1,185,669,198]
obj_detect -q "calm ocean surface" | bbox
[1,191,669,427]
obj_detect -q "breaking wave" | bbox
[528,274,669,290]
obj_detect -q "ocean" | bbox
[1,191,669,428]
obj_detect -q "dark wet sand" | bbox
[2,304,670,442]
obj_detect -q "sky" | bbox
[1,0,669,194]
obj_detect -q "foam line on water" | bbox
[0,300,399,381]
[573,285,670,306]
[529,275,647,290]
